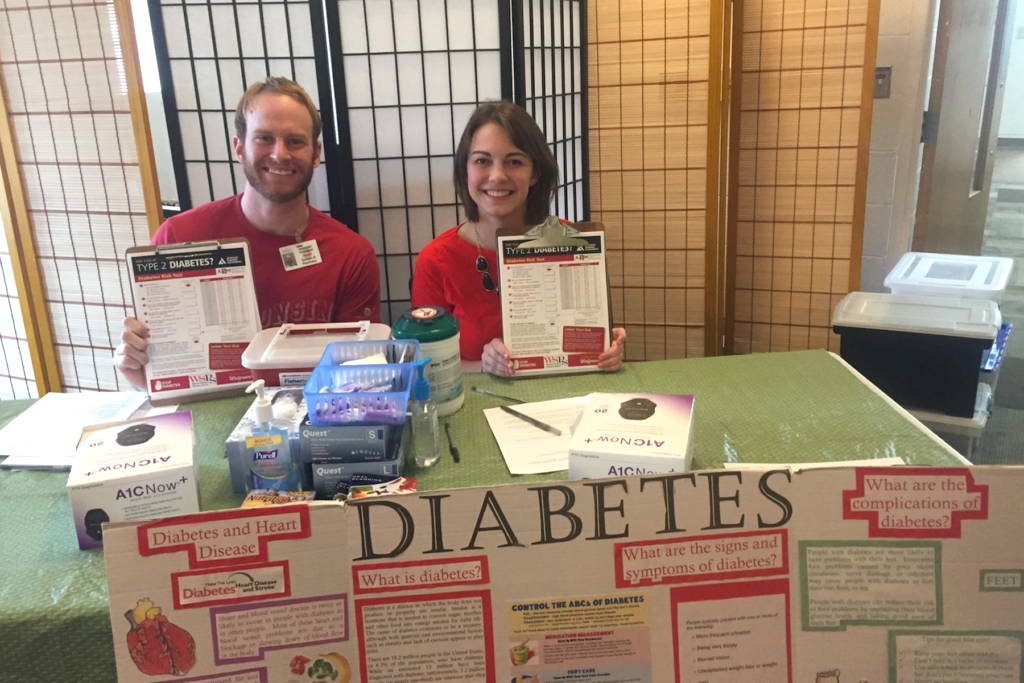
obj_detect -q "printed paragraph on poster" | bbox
[674,579,789,683]
[211,596,347,662]
[891,632,1022,682]
[801,542,939,630]
[357,591,491,683]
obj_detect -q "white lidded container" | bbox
[831,292,1000,418]
[390,307,464,417]
[241,321,392,387]
[884,252,1014,302]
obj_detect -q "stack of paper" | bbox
[482,396,590,474]
[0,392,151,470]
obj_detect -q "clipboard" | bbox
[125,238,261,405]
[496,216,613,377]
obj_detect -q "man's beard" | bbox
[240,153,315,203]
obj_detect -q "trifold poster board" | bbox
[104,466,1023,683]
[125,240,260,405]
[497,219,611,376]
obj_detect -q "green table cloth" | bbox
[0,350,965,680]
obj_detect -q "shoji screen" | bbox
[0,0,152,391]
[0,209,36,399]
[588,0,714,361]
[519,0,587,220]
[336,0,503,324]
[731,0,874,353]
[152,0,330,211]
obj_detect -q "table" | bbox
[0,350,966,681]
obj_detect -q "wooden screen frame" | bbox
[0,81,60,396]
[722,0,880,355]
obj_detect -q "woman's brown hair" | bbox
[453,100,559,225]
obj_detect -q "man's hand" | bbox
[481,338,514,378]
[113,317,150,390]
[597,327,626,372]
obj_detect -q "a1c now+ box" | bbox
[568,393,694,479]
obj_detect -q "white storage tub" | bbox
[884,252,1013,302]
[832,292,1000,417]
[241,322,392,387]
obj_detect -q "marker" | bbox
[499,405,562,437]
[444,421,460,463]
[470,386,524,404]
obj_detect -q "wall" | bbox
[859,0,937,292]
[999,0,1024,139]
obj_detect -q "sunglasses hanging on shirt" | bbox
[476,252,496,292]
[472,223,497,292]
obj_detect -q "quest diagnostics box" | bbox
[68,411,198,550]
[568,393,694,479]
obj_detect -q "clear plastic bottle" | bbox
[410,357,440,468]
[243,380,301,491]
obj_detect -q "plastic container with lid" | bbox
[241,321,392,387]
[908,383,993,461]
[884,252,1014,302]
[391,306,464,417]
[832,292,1001,418]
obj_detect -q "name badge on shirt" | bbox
[279,240,322,271]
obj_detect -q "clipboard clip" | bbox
[155,240,222,254]
[518,215,590,248]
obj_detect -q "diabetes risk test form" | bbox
[497,225,611,377]
[125,239,260,405]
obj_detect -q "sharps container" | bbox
[391,306,464,416]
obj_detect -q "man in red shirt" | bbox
[114,77,380,390]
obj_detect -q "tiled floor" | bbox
[971,146,1024,464]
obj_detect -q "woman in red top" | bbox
[411,101,625,376]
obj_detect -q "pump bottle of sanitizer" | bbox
[243,380,301,491]
[410,357,440,467]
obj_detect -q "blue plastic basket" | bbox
[304,364,414,426]
[317,339,419,366]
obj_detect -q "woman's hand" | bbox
[598,327,626,372]
[481,338,514,378]
[113,317,150,390]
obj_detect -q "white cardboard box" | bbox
[568,392,694,479]
[67,411,198,550]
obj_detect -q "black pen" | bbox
[499,405,562,436]
[470,386,524,404]
[444,421,460,463]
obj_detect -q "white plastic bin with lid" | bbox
[832,292,1001,417]
[884,252,1013,302]
[908,383,992,461]
[241,322,392,387]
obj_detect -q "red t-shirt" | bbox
[152,195,380,327]
[411,225,501,361]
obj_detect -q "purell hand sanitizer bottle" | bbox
[410,358,440,468]
[244,380,301,491]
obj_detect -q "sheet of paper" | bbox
[482,395,590,474]
[128,400,181,420]
[722,457,905,471]
[0,391,149,470]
